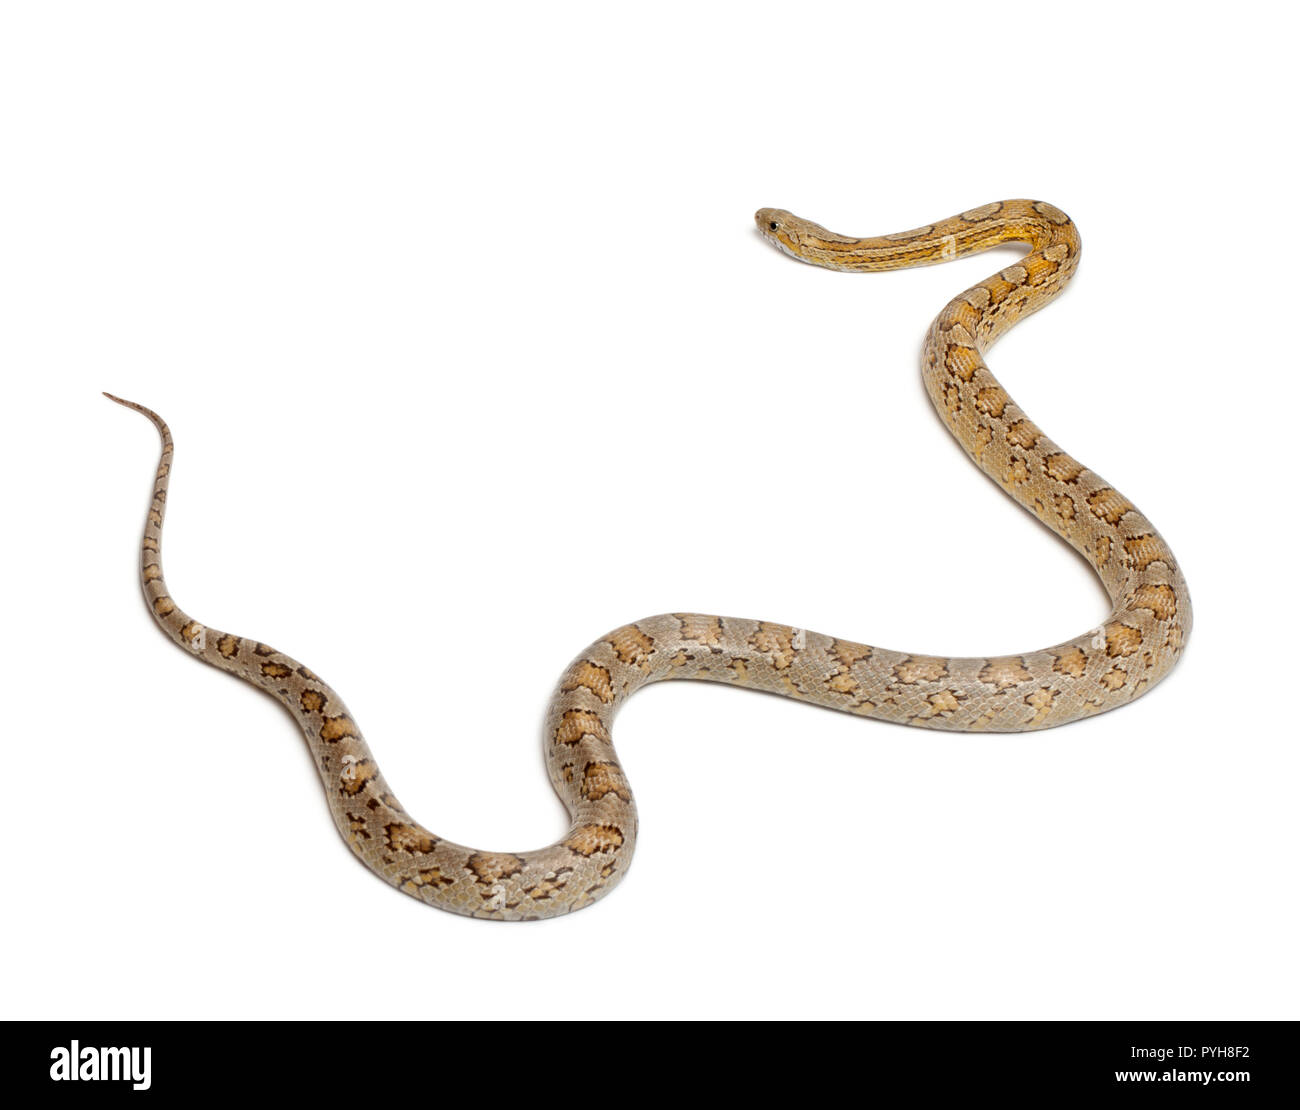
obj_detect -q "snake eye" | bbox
[768,221,778,231]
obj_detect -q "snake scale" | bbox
[109,200,1190,920]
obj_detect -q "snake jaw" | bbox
[769,234,814,265]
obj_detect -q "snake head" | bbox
[755,207,813,264]
[755,207,794,242]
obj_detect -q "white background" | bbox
[2,2,1295,1020]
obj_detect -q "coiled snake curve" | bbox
[108,200,1190,920]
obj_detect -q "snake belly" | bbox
[107,200,1190,920]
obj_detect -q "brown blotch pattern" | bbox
[1053,647,1088,678]
[914,689,966,719]
[562,661,614,704]
[1129,583,1178,622]
[825,640,872,696]
[1100,667,1128,691]
[525,870,574,901]
[581,761,631,802]
[750,623,796,669]
[1044,452,1084,483]
[826,671,858,694]
[943,381,962,420]
[1006,420,1040,449]
[1033,201,1071,224]
[1024,687,1057,724]
[339,758,377,797]
[1124,535,1168,571]
[466,853,524,886]
[385,822,438,855]
[946,346,982,382]
[676,613,724,647]
[555,708,609,746]
[1087,488,1133,524]
[565,824,624,857]
[320,715,359,743]
[962,201,1003,221]
[976,385,1008,417]
[401,867,455,893]
[893,656,949,684]
[606,624,655,666]
[979,657,1033,689]
[1104,623,1143,658]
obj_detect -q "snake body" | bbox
[109,200,1190,919]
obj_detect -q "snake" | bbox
[108,199,1190,920]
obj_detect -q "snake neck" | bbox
[756,199,1079,277]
